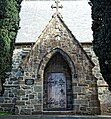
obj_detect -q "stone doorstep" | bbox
[0,115,111,119]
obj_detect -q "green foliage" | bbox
[0,112,12,116]
[90,0,111,90]
[0,0,22,93]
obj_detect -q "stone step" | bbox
[0,115,111,119]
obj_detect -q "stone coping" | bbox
[0,115,111,119]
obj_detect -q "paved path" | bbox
[0,115,111,119]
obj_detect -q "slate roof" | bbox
[16,0,93,43]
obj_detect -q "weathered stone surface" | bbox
[18,90,25,95]
[13,13,101,115]
[22,97,28,100]
[0,107,3,112]
[38,93,42,100]
[1,104,14,108]
[0,41,111,115]
[9,94,14,97]
[74,100,88,105]
[2,7,110,115]
[34,86,42,92]
[80,106,87,111]
[0,98,3,103]
[31,100,42,105]
[34,105,41,111]
[29,95,34,99]
[26,101,30,105]
[73,87,81,92]
[20,109,32,115]
[14,106,19,114]
[16,101,25,105]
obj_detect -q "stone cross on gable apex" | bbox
[51,0,63,15]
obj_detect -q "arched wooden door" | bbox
[43,52,73,111]
[47,72,66,109]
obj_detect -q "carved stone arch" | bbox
[38,48,75,81]
[38,48,75,111]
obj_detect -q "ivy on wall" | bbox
[89,0,111,90]
[0,0,22,94]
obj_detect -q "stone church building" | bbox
[0,0,111,115]
[16,12,101,114]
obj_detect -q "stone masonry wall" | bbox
[0,48,31,113]
[0,49,22,112]
[15,15,100,115]
[2,14,111,115]
[1,42,111,115]
[82,43,111,115]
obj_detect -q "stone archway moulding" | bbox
[38,48,75,82]
[37,48,75,111]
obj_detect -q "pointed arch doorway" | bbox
[43,51,73,111]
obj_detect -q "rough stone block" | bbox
[22,97,28,100]
[15,106,19,114]
[18,76,24,80]
[22,86,30,89]
[32,111,42,115]
[34,105,42,111]
[10,77,17,81]
[89,101,100,107]
[20,109,32,115]
[16,97,20,100]
[108,108,111,113]
[16,101,25,105]
[0,98,3,103]
[29,95,34,99]
[18,90,25,95]
[73,94,77,99]
[80,106,86,111]
[38,93,42,100]
[9,93,14,97]
[34,86,42,92]
[19,81,24,85]
[26,101,30,104]
[74,100,88,105]
[0,107,3,112]
[88,107,100,115]
[13,81,18,84]
[91,94,98,100]
[1,104,14,108]
[73,105,79,111]
[3,91,8,97]
[73,87,81,92]
[8,81,12,84]
[4,107,12,112]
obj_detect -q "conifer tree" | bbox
[89,0,111,90]
[0,0,22,94]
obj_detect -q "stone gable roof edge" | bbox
[33,14,56,50]
[21,13,94,67]
[57,14,95,67]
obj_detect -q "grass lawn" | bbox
[0,112,12,116]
